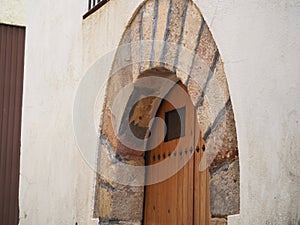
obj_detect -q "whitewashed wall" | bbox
[16,0,300,224]
[19,0,98,224]
[0,0,26,26]
[197,1,300,224]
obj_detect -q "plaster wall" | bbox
[0,0,26,26]
[196,0,300,224]
[19,0,98,224]
[19,0,300,224]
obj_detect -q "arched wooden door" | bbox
[144,81,210,225]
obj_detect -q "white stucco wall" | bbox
[197,0,300,224]
[0,0,26,26]
[19,0,300,224]
[19,0,98,224]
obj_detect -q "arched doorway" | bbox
[94,0,240,223]
[144,80,210,225]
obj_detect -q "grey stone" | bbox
[210,160,240,217]
[211,218,227,225]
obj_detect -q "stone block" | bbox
[96,183,144,222]
[211,217,227,225]
[206,105,238,168]
[210,160,240,217]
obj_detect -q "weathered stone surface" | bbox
[95,175,144,221]
[204,60,229,122]
[140,0,154,72]
[210,160,240,217]
[97,135,145,185]
[98,185,112,218]
[111,28,133,77]
[181,2,203,51]
[96,183,144,221]
[96,0,239,222]
[176,3,204,76]
[187,76,202,106]
[102,108,145,161]
[94,135,145,218]
[163,0,188,68]
[206,105,238,168]
[129,8,142,80]
[196,23,217,67]
[210,217,227,225]
[110,190,144,221]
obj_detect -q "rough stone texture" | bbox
[207,105,238,168]
[210,160,240,217]
[140,0,154,72]
[176,2,205,78]
[96,182,144,222]
[95,0,239,222]
[163,0,189,69]
[151,0,170,69]
[105,65,133,110]
[109,190,144,221]
[214,59,230,103]
[188,76,202,106]
[211,218,227,225]
[97,135,145,185]
[94,136,144,219]
[102,108,145,161]
[204,60,229,122]
[181,2,203,51]
[130,8,143,81]
[195,59,229,140]
[195,23,217,67]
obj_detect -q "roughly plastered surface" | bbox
[0,0,26,26]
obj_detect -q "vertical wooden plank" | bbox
[194,131,210,225]
[168,139,179,225]
[193,120,200,225]
[11,26,25,225]
[0,23,6,224]
[188,151,194,225]
[193,145,201,225]
[0,23,25,225]
[176,159,183,225]
[199,144,207,225]
[0,25,5,145]
[156,144,163,225]
[5,25,18,225]
[1,24,13,225]
[180,84,194,225]
[194,120,210,225]
[206,168,210,225]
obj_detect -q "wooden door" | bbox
[0,23,25,225]
[144,81,210,225]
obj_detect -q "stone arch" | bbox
[94,0,239,224]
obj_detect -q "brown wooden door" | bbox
[0,23,25,225]
[144,81,210,225]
